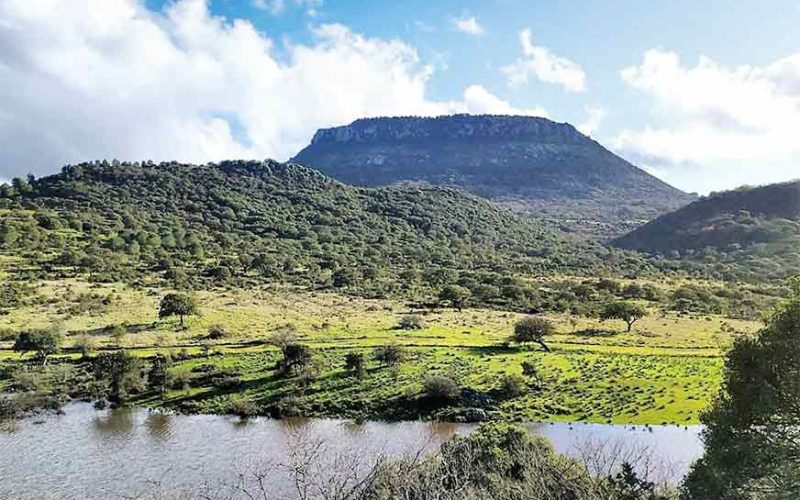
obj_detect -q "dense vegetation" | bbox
[0,160,662,309]
[682,278,800,498]
[615,182,800,282]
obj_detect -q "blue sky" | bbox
[2,0,800,192]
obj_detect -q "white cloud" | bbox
[615,49,800,172]
[453,15,483,36]
[456,85,548,117]
[502,29,586,92]
[0,0,543,179]
[578,107,606,136]
[252,0,285,15]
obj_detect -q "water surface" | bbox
[0,404,703,499]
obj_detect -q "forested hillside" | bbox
[614,181,800,281]
[0,160,654,307]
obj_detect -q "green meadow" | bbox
[0,278,760,424]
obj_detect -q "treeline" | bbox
[0,160,661,308]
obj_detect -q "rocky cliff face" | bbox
[293,115,694,235]
[308,115,584,144]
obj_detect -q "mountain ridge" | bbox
[293,114,695,234]
[613,180,800,280]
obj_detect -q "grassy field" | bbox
[0,278,760,424]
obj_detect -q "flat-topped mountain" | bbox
[614,181,800,280]
[292,115,694,232]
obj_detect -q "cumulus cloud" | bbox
[502,29,586,92]
[0,0,544,179]
[453,15,483,36]
[614,49,800,173]
[578,107,606,136]
[457,85,548,117]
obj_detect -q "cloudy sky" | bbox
[1,0,799,193]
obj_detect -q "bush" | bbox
[373,345,403,367]
[498,374,527,399]
[207,324,230,340]
[344,352,366,379]
[230,395,257,418]
[398,314,425,330]
[423,376,460,403]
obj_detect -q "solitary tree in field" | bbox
[513,317,554,352]
[158,292,199,327]
[13,328,61,365]
[599,301,647,332]
[373,344,403,367]
[439,284,471,311]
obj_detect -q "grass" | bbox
[0,278,761,424]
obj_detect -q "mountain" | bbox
[292,114,694,234]
[0,160,653,306]
[614,181,800,281]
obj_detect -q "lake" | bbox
[0,403,703,499]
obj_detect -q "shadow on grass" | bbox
[574,328,618,338]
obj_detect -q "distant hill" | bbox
[292,114,694,234]
[614,181,800,281]
[0,160,654,306]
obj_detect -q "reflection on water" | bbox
[144,412,174,441]
[92,406,136,439]
[0,403,704,499]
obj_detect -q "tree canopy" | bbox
[158,293,199,326]
[682,277,800,498]
[599,301,647,332]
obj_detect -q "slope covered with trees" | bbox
[0,160,653,306]
[614,181,800,281]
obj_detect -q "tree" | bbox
[599,301,647,332]
[513,317,554,352]
[373,345,403,367]
[439,285,471,311]
[93,350,145,402]
[682,277,800,498]
[158,293,199,327]
[13,328,61,365]
[148,354,172,394]
[269,333,312,376]
[344,352,365,379]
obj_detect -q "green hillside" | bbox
[0,160,653,308]
[614,181,800,281]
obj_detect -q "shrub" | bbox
[398,314,425,330]
[207,324,230,340]
[230,395,257,418]
[373,345,403,367]
[498,374,527,399]
[423,376,460,403]
[344,352,366,379]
